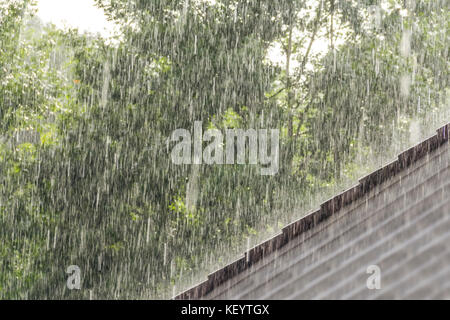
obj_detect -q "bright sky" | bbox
[35,0,117,37]
[34,0,331,70]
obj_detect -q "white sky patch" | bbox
[267,36,334,73]
[35,0,117,37]
[266,2,353,75]
[266,0,341,73]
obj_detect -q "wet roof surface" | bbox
[176,123,450,300]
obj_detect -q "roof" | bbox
[175,122,450,300]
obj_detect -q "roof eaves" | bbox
[174,122,450,300]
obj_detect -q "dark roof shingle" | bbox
[175,123,450,300]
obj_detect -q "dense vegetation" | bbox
[0,0,448,298]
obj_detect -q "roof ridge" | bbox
[174,122,450,300]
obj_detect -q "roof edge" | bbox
[174,122,450,300]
